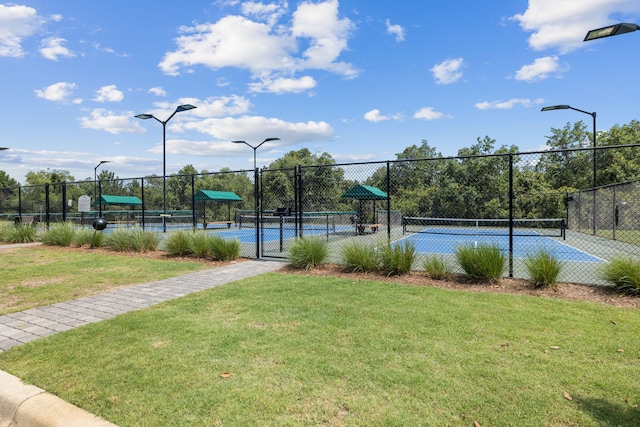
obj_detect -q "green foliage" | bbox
[188,231,211,258]
[288,237,329,270]
[4,224,37,243]
[165,230,240,261]
[105,229,160,252]
[0,221,14,242]
[208,234,241,261]
[379,241,416,276]
[339,240,380,273]
[73,229,105,248]
[455,243,506,283]
[523,249,562,288]
[421,255,453,280]
[164,230,192,257]
[599,256,640,296]
[40,222,77,246]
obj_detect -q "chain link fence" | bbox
[1,144,639,284]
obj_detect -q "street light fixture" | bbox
[541,104,597,234]
[584,23,639,42]
[232,137,281,258]
[0,147,8,151]
[94,160,110,202]
[135,104,197,232]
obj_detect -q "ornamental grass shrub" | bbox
[455,243,506,283]
[105,229,160,252]
[4,224,38,244]
[379,241,416,276]
[422,255,453,280]
[165,230,192,256]
[40,222,76,246]
[339,240,379,273]
[73,228,105,248]
[599,256,640,296]
[288,237,328,270]
[208,234,241,261]
[523,249,562,288]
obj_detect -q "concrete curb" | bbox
[0,370,117,427]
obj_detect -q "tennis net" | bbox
[239,215,337,232]
[402,217,565,238]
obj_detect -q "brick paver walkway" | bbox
[0,260,283,352]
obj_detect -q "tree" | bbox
[536,121,592,190]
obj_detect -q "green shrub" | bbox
[5,224,38,243]
[165,230,192,256]
[523,249,562,288]
[209,234,241,261]
[379,241,416,276]
[455,243,505,283]
[599,256,640,296]
[340,241,379,273]
[131,229,160,252]
[73,228,105,248]
[40,222,76,246]
[422,255,453,280]
[188,231,211,258]
[105,229,160,252]
[288,237,328,270]
[0,221,15,242]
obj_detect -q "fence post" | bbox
[191,174,196,229]
[386,161,391,241]
[62,182,67,222]
[45,183,50,229]
[508,154,513,278]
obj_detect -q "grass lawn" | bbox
[0,246,211,315]
[0,272,638,426]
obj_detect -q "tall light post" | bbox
[94,160,110,203]
[584,23,639,41]
[542,104,597,234]
[135,104,197,232]
[232,137,281,258]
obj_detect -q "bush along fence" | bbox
[1,144,639,285]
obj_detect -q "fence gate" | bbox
[258,167,300,259]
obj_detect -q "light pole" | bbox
[232,137,281,258]
[0,147,8,151]
[94,160,110,203]
[542,104,597,234]
[135,104,197,232]
[584,23,639,41]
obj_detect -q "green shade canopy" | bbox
[94,195,142,205]
[194,190,242,202]
[341,184,389,200]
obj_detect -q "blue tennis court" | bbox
[207,224,351,243]
[396,228,603,263]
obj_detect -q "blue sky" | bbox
[1,0,639,183]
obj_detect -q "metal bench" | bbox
[14,216,36,226]
[357,223,382,235]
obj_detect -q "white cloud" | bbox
[79,109,144,134]
[364,109,387,122]
[475,98,544,110]
[241,0,287,25]
[182,115,334,145]
[512,0,640,52]
[364,109,404,122]
[248,75,317,94]
[413,107,445,121]
[159,0,357,91]
[39,37,75,60]
[0,4,44,57]
[431,58,464,84]
[34,82,77,102]
[148,87,167,97]
[515,56,567,82]
[93,85,124,103]
[385,19,405,42]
